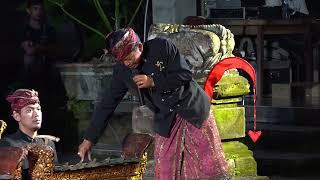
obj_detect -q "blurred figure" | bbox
[19,0,56,89]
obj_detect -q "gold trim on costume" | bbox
[157,140,165,179]
[185,127,200,178]
[0,120,7,139]
[131,151,148,180]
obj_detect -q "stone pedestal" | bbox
[212,105,245,140]
[54,63,134,148]
[54,63,114,101]
[222,141,257,177]
[212,74,268,179]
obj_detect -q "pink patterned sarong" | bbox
[154,112,230,180]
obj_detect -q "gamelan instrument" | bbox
[0,133,152,180]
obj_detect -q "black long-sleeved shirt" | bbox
[85,38,210,143]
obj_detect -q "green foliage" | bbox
[44,0,144,58]
[46,0,144,39]
[66,98,94,142]
[67,98,92,121]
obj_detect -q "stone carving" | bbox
[148,23,236,81]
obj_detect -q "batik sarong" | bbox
[154,112,230,180]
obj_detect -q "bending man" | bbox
[78,28,230,179]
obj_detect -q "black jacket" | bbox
[85,38,210,143]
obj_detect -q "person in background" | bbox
[0,89,58,179]
[19,0,56,90]
[78,28,230,179]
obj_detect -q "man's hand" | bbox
[21,40,36,55]
[78,139,93,162]
[133,75,155,88]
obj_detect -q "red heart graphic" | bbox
[248,130,262,143]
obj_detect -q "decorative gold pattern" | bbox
[156,140,165,179]
[16,144,148,179]
[203,121,216,159]
[131,151,148,180]
[0,120,7,139]
[27,144,55,179]
[52,163,140,180]
[155,61,165,71]
[183,155,187,179]
[185,127,200,178]
[177,124,187,180]
[172,125,181,180]
[12,166,22,180]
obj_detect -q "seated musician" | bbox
[0,89,58,179]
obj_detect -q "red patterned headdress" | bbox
[6,89,40,112]
[106,28,139,61]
